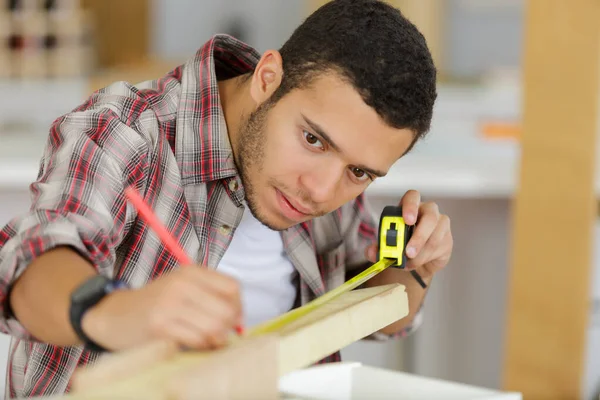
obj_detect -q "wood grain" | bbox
[502,1,600,398]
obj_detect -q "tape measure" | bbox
[377,205,414,270]
[247,205,412,336]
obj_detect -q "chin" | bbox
[263,205,303,230]
[256,212,296,232]
[245,198,290,231]
[255,202,310,232]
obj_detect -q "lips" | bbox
[281,193,312,216]
[275,188,315,222]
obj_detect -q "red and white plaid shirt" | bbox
[0,34,420,398]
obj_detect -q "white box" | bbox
[583,220,600,400]
[279,363,522,400]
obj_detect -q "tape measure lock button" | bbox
[385,223,398,247]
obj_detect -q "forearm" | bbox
[365,267,430,335]
[9,246,98,346]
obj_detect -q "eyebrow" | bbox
[301,113,387,178]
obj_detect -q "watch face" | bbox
[71,276,110,303]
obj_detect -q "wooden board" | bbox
[74,336,279,400]
[45,283,408,399]
[502,1,600,398]
[37,336,279,400]
[276,283,408,376]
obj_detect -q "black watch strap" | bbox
[69,310,106,353]
[69,275,128,353]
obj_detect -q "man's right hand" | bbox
[82,266,243,351]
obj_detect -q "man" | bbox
[0,0,452,397]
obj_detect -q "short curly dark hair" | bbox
[271,0,437,142]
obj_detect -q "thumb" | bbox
[365,243,378,263]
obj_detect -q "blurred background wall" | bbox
[0,1,598,399]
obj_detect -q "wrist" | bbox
[69,276,129,352]
[80,289,129,351]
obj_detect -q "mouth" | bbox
[275,189,314,221]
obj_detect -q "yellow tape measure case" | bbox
[377,206,414,269]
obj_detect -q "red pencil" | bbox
[124,186,244,335]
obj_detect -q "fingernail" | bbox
[406,246,416,258]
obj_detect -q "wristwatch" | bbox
[69,275,129,352]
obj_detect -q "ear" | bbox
[249,50,283,105]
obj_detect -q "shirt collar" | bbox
[175,34,261,185]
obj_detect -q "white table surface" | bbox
[279,362,522,400]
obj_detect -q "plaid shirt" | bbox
[0,34,420,398]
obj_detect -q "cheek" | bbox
[265,127,311,175]
[337,185,367,207]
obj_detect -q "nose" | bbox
[300,165,343,205]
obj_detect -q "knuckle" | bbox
[426,201,439,214]
[441,214,451,229]
[206,322,228,342]
[190,333,209,349]
[148,313,167,337]
[224,279,241,298]
[177,268,195,281]
[181,267,201,281]
[213,330,229,347]
[223,305,238,323]
[156,285,177,304]
[182,335,204,350]
[410,236,424,248]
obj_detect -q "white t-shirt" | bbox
[216,204,298,328]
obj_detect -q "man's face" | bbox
[236,72,414,231]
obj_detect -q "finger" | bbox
[187,268,242,307]
[178,280,242,327]
[405,202,439,258]
[172,304,231,349]
[400,190,420,225]
[186,267,240,294]
[365,243,378,263]
[148,309,210,350]
[413,232,453,278]
[409,215,451,268]
[167,317,216,350]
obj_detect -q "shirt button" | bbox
[219,225,231,235]
[228,179,239,192]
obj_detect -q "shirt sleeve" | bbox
[341,193,424,340]
[0,101,151,339]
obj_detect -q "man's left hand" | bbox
[366,190,453,280]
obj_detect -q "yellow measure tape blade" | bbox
[246,257,397,336]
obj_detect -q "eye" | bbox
[350,167,372,182]
[303,131,324,149]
